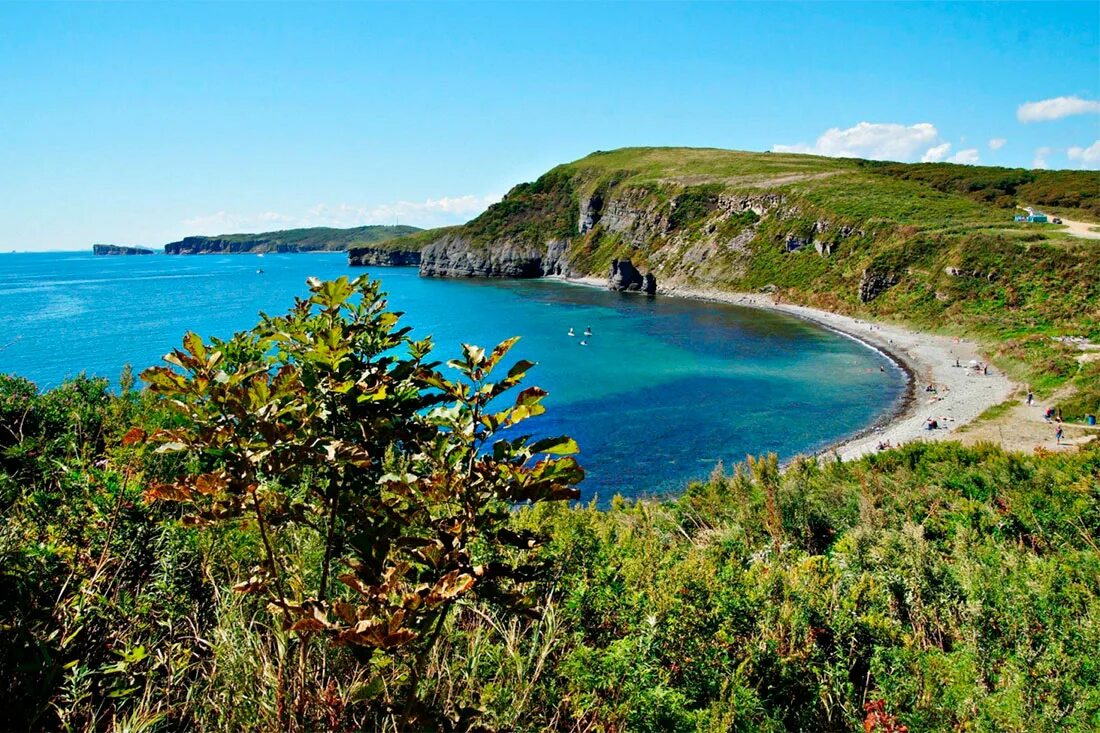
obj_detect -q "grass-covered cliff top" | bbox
[380,146,1099,254]
[371,147,1099,414]
[561,146,1100,219]
[166,224,421,253]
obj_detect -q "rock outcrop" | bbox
[418,233,574,279]
[165,237,295,255]
[347,247,421,267]
[608,259,657,295]
[858,268,900,302]
[92,244,153,256]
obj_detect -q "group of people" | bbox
[567,325,593,346]
[952,357,990,376]
[1029,387,1069,445]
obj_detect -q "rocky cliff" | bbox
[346,147,1099,311]
[163,225,420,255]
[347,247,422,267]
[93,244,154,256]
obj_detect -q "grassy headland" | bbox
[163,224,420,254]
[368,147,1100,412]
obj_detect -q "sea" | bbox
[0,251,906,500]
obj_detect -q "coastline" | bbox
[557,276,1016,461]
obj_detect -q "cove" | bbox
[0,252,906,500]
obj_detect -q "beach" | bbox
[563,276,1016,461]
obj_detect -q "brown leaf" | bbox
[121,427,147,446]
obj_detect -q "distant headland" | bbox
[92,243,154,256]
[92,224,420,256]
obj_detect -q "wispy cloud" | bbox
[181,193,501,236]
[948,148,980,165]
[1017,96,1100,123]
[1031,147,1052,169]
[774,121,940,162]
[921,142,952,162]
[988,138,1007,151]
[1067,140,1100,169]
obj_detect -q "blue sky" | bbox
[1,2,1097,251]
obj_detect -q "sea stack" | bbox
[608,258,657,295]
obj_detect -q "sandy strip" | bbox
[558,276,1015,461]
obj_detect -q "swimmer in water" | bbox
[584,326,592,336]
[567,327,575,336]
[579,340,588,346]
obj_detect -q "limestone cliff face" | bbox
[165,237,284,255]
[347,247,421,267]
[418,233,574,279]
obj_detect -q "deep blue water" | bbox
[0,252,906,500]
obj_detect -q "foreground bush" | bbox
[1,277,1097,732]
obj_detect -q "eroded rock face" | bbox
[418,233,574,279]
[347,247,421,267]
[859,269,900,302]
[608,259,657,294]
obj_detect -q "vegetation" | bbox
[2,275,1098,731]
[164,225,421,254]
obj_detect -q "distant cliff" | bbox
[164,225,420,255]
[93,244,154,256]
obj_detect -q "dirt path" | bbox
[958,388,1099,453]
[1022,205,1100,241]
[1056,217,1100,240]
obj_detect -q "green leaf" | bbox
[529,436,580,456]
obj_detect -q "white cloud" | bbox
[1032,147,1052,169]
[949,148,980,165]
[1067,140,1100,168]
[988,138,1007,151]
[921,142,952,162]
[181,193,501,236]
[182,211,296,235]
[773,121,940,162]
[1017,96,1100,123]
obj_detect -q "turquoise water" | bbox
[0,252,906,500]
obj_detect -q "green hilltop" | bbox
[371,146,1100,413]
[164,224,421,254]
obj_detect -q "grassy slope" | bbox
[171,224,422,252]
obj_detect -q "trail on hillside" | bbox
[1056,217,1100,240]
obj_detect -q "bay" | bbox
[0,252,906,500]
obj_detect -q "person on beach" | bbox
[955,358,961,368]
[1026,389,1034,406]
[1044,407,1054,422]
[1056,425,1064,445]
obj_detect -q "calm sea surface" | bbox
[0,252,906,500]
